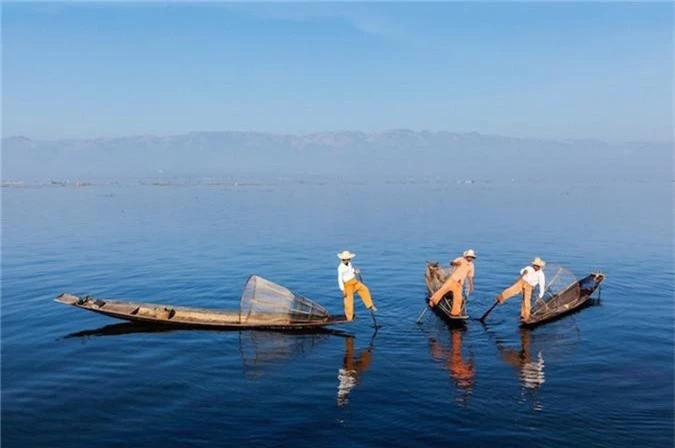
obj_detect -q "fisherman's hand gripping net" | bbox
[239,275,331,325]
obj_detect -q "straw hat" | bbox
[532,257,546,267]
[337,250,356,260]
[463,249,477,258]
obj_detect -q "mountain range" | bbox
[2,130,671,181]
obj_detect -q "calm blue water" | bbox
[2,180,673,447]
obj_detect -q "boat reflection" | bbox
[62,322,351,339]
[239,330,339,379]
[428,328,475,406]
[62,322,179,339]
[337,335,375,407]
[62,322,351,381]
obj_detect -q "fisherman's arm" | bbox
[450,257,463,268]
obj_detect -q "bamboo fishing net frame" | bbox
[530,264,580,319]
[239,275,331,325]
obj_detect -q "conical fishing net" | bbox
[530,264,580,319]
[425,262,451,295]
[239,275,330,325]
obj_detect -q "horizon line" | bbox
[3,129,672,146]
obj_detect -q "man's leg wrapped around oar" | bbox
[497,279,533,321]
[429,277,463,316]
[343,278,374,321]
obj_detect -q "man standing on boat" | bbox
[428,249,476,317]
[337,250,377,321]
[496,257,546,322]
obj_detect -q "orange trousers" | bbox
[430,279,464,316]
[497,279,533,321]
[343,278,373,321]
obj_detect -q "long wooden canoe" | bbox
[55,294,349,330]
[520,272,605,328]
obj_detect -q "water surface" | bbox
[2,180,673,447]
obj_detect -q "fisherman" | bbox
[428,249,476,316]
[496,257,547,322]
[337,250,377,321]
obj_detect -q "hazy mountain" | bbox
[2,131,671,181]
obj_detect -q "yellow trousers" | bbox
[430,279,463,316]
[343,278,373,321]
[497,279,533,321]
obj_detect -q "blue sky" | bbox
[2,2,672,141]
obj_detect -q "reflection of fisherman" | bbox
[428,329,475,405]
[428,249,476,316]
[337,250,377,321]
[337,337,373,407]
[496,257,546,322]
[498,329,545,391]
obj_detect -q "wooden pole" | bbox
[479,299,500,322]
[415,307,429,325]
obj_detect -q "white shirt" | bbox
[520,266,546,298]
[338,262,356,292]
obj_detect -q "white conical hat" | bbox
[337,250,356,260]
[463,249,477,258]
[532,257,546,267]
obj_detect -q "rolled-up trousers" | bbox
[497,279,533,320]
[343,278,373,321]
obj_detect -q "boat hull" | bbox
[520,273,605,328]
[55,294,349,330]
[430,299,468,326]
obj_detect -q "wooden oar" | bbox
[415,307,429,325]
[479,299,500,322]
[480,272,528,322]
[369,309,381,329]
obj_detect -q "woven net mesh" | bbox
[239,275,330,325]
[530,264,580,319]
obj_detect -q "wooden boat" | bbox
[424,262,469,325]
[521,272,605,328]
[55,294,347,330]
[55,275,349,330]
